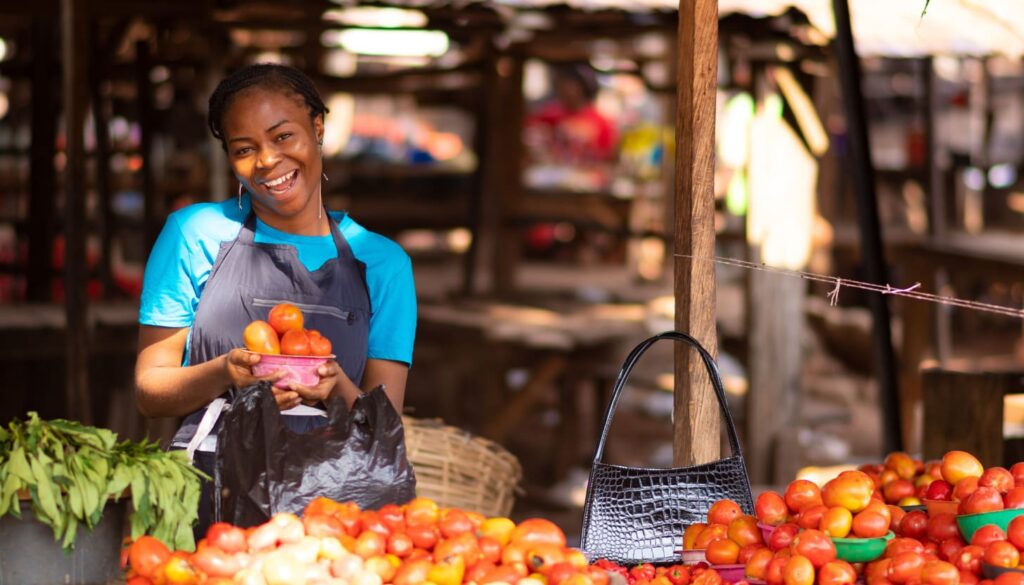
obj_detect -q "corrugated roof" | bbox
[718,0,1024,57]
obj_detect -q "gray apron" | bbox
[170,209,370,533]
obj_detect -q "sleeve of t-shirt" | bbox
[367,253,417,366]
[138,214,198,328]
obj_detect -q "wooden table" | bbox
[416,299,648,480]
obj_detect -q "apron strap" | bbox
[186,397,228,463]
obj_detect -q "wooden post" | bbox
[674,0,720,466]
[136,40,158,250]
[491,54,525,298]
[832,0,902,453]
[921,368,1016,468]
[62,0,91,424]
[27,18,57,302]
[90,23,114,297]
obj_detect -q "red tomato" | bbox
[928,514,961,544]
[928,480,955,501]
[793,529,838,568]
[377,504,405,533]
[962,487,1005,515]
[729,516,765,548]
[920,560,961,585]
[128,536,170,579]
[511,518,567,548]
[746,548,774,580]
[852,511,890,538]
[739,544,766,565]
[405,497,440,527]
[785,480,824,514]
[757,492,789,526]
[1011,463,1024,485]
[890,552,926,584]
[708,500,744,526]
[439,509,474,538]
[955,478,982,503]
[885,480,918,504]
[684,524,708,550]
[900,511,929,540]
[961,571,980,585]
[525,543,566,575]
[1009,517,1024,549]
[205,522,246,554]
[387,533,414,557]
[706,539,741,565]
[765,556,788,585]
[980,468,1015,494]
[784,555,816,585]
[360,510,391,538]
[279,328,311,356]
[190,546,241,579]
[971,525,1007,548]
[886,538,926,559]
[243,320,280,354]
[694,524,729,549]
[307,329,333,356]
[823,471,877,513]
[354,531,387,559]
[889,506,908,533]
[820,507,854,538]
[867,558,894,585]
[268,302,304,335]
[477,536,502,565]
[984,542,1020,568]
[303,514,345,539]
[939,538,967,562]
[1003,488,1024,510]
[819,560,858,585]
[406,524,439,550]
[942,451,985,485]
[798,505,829,530]
[434,532,482,567]
[769,523,801,552]
[954,545,985,575]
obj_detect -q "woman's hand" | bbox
[222,349,298,410]
[289,359,345,406]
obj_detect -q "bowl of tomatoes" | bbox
[830,531,894,563]
[243,303,335,389]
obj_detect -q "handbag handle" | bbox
[592,331,744,463]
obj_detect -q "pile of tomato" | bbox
[243,302,333,356]
[685,450,1024,585]
[123,496,683,585]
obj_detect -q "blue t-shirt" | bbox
[139,198,416,365]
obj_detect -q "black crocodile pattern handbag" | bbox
[580,331,754,565]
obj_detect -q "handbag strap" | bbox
[592,331,743,463]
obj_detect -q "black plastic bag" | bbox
[213,381,416,527]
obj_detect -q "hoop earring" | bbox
[237,183,243,210]
[319,168,328,220]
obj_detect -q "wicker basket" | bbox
[402,416,523,518]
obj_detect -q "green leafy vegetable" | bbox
[0,412,208,552]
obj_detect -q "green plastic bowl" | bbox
[831,531,895,563]
[957,509,1024,543]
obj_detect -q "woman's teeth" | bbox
[265,170,296,188]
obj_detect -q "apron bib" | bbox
[170,209,371,533]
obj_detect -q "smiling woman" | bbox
[133,63,418,536]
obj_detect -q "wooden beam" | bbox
[26,18,57,302]
[61,0,91,424]
[136,40,159,250]
[832,0,902,452]
[90,21,115,296]
[674,0,720,467]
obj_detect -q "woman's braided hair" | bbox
[207,63,329,151]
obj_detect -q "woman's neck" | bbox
[251,196,329,236]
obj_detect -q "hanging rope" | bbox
[674,253,1024,320]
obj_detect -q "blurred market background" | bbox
[3,0,1024,539]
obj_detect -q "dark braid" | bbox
[208,63,329,151]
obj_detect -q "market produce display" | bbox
[124,495,698,585]
[0,413,205,551]
[686,450,1024,585]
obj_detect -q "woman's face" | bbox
[223,87,324,224]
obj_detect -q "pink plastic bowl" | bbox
[758,522,776,543]
[711,564,746,583]
[249,351,333,389]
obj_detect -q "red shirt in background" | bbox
[527,102,618,163]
